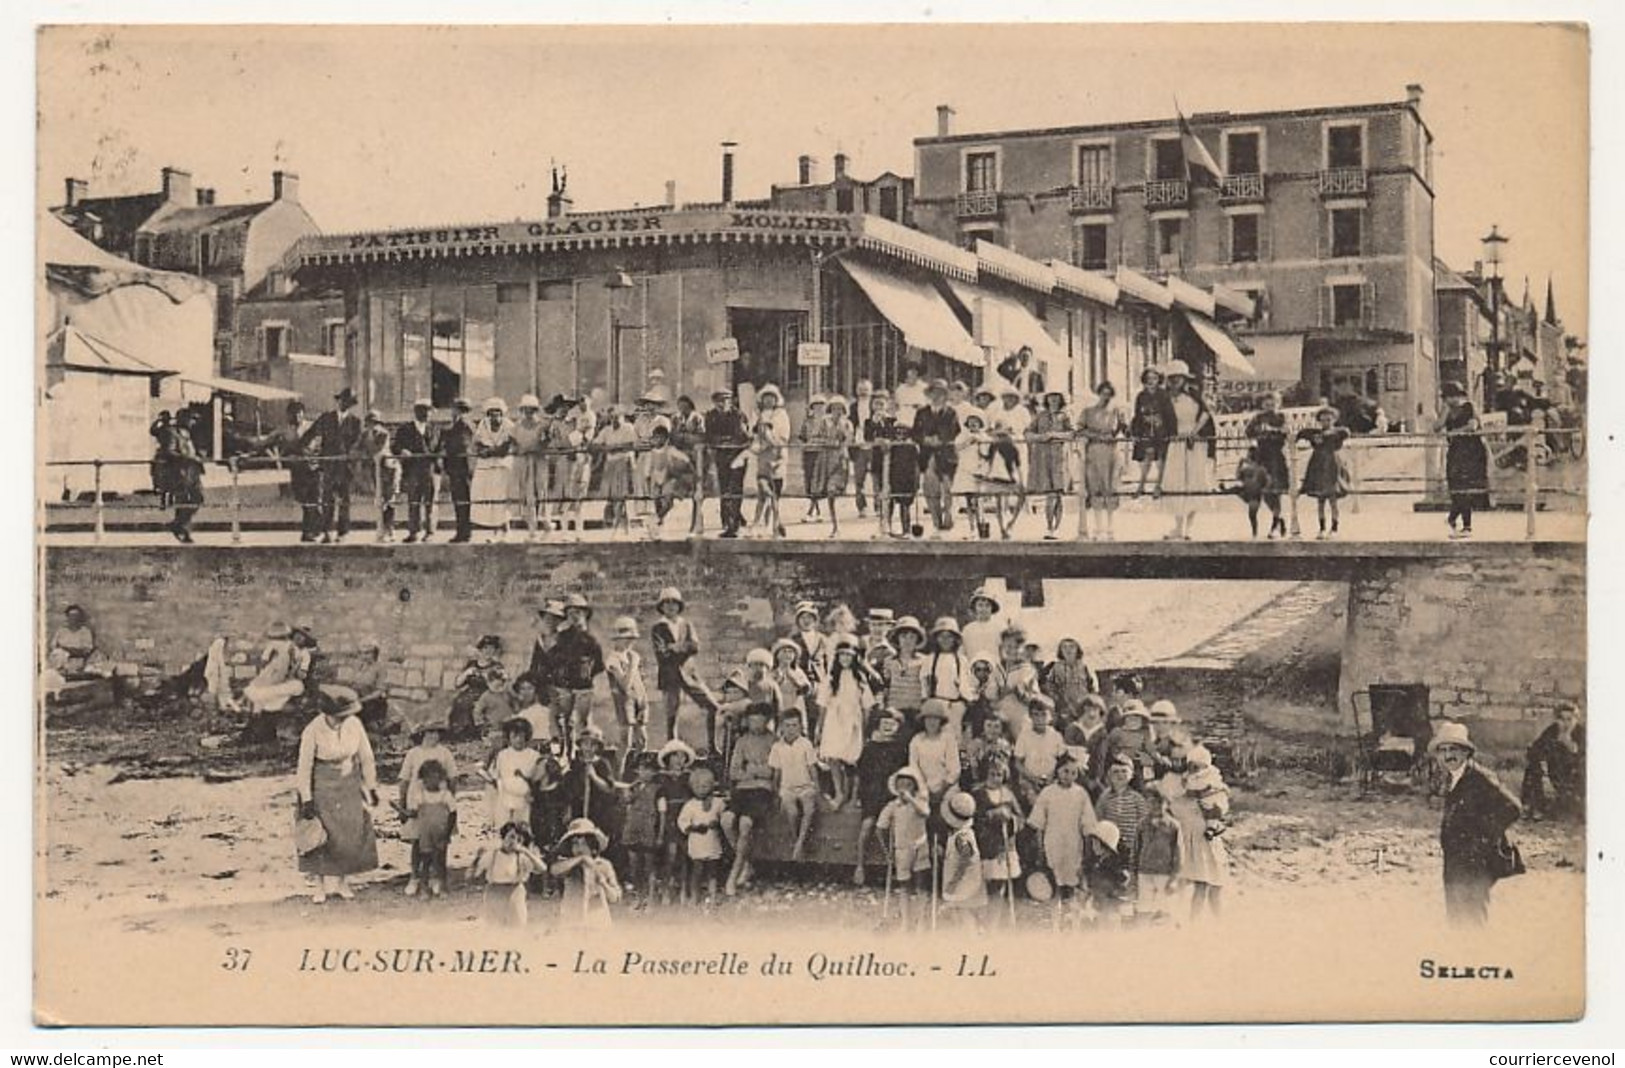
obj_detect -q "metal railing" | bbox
[1317,167,1368,196]
[44,424,1585,545]
[1068,184,1114,212]
[1219,173,1265,201]
[955,190,1001,218]
[1144,179,1189,207]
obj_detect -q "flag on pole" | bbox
[1177,108,1224,188]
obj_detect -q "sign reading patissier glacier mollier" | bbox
[337,210,854,252]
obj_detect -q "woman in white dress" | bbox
[471,397,514,540]
[1157,361,1217,541]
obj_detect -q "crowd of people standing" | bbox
[145,350,1518,544]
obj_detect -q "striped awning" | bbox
[1165,276,1217,318]
[944,278,1066,367]
[1114,266,1174,309]
[840,259,984,367]
[1182,310,1255,379]
[974,239,1056,294]
[854,215,978,282]
[1047,259,1120,306]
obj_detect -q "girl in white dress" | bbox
[815,636,873,811]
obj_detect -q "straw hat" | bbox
[657,738,698,767]
[612,616,640,640]
[919,699,951,723]
[483,397,509,414]
[656,587,686,610]
[564,593,592,618]
[576,723,605,744]
[891,616,926,642]
[970,587,1002,613]
[793,600,820,621]
[746,647,774,668]
[931,616,962,638]
[518,393,542,411]
[316,684,362,719]
[832,634,861,654]
[537,600,567,620]
[1120,699,1150,723]
[1091,819,1122,853]
[757,384,784,405]
[771,636,801,659]
[557,817,609,852]
[409,718,449,743]
[1148,699,1181,724]
[1428,721,1476,754]
[1163,360,1191,378]
[941,790,976,828]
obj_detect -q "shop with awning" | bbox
[837,259,984,368]
[1180,309,1256,380]
[943,277,1066,380]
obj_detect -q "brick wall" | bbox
[1340,553,1585,755]
[42,545,981,718]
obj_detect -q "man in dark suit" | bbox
[441,397,477,543]
[911,378,960,534]
[392,397,442,543]
[703,389,750,537]
[299,387,366,543]
[1432,721,1522,927]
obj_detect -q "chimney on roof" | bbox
[1406,83,1424,109]
[721,141,738,205]
[547,163,572,219]
[64,178,87,208]
[196,187,216,206]
[665,180,677,208]
[833,152,848,180]
[272,170,299,203]
[936,104,956,137]
[162,167,193,205]
[797,154,813,185]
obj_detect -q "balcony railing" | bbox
[1317,167,1369,196]
[1219,173,1266,201]
[1068,184,1114,212]
[1144,178,1188,208]
[955,190,1001,218]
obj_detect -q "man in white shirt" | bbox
[893,364,928,426]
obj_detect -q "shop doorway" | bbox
[728,307,807,395]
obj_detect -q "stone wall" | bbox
[1340,551,1586,756]
[41,545,981,718]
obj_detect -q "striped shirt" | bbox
[1095,786,1150,867]
[884,654,925,711]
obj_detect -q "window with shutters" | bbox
[197,232,214,274]
[1330,208,1362,258]
[1327,124,1364,169]
[1154,217,1183,270]
[877,185,900,221]
[1077,144,1113,187]
[1331,284,1364,327]
[1229,214,1260,263]
[1074,222,1109,270]
[1225,131,1261,175]
[965,151,998,193]
[1151,137,1184,181]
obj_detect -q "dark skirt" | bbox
[1301,448,1347,500]
[1446,437,1491,508]
[299,760,379,877]
[1256,442,1290,492]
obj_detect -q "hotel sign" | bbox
[335,210,854,253]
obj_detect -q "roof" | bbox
[53,192,167,242]
[139,201,273,237]
[916,98,1416,147]
[40,213,212,304]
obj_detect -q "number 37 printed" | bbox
[221,947,253,972]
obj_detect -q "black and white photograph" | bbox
[30,20,1592,1027]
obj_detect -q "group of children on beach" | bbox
[387,583,1233,929]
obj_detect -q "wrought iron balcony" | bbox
[1317,167,1368,196]
[1219,173,1266,201]
[1068,184,1114,212]
[955,190,1001,218]
[1144,178,1189,208]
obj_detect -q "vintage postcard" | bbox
[34,22,1588,1026]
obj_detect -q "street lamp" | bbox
[1481,225,1509,410]
[605,268,646,404]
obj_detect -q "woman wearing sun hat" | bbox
[509,393,550,540]
[296,685,380,903]
[1130,365,1176,498]
[1158,361,1218,540]
[747,383,791,537]
[550,817,622,929]
[1430,721,1523,926]
[470,397,514,540]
